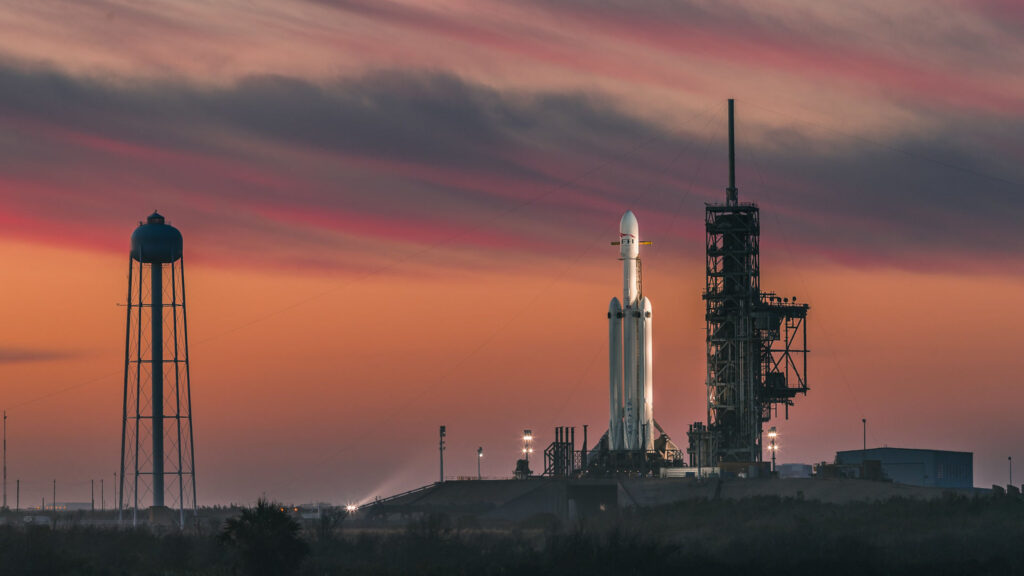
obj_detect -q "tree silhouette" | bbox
[220,498,308,576]
[315,507,347,543]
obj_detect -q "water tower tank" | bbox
[130,212,183,263]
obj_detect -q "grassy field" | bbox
[0,493,1022,575]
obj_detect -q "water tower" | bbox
[119,212,196,527]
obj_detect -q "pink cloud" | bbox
[539,5,1023,116]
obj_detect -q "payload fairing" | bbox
[608,211,654,451]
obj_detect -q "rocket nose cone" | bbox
[620,210,639,237]
[619,210,640,259]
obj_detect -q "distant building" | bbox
[777,463,812,479]
[57,502,94,511]
[835,448,972,489]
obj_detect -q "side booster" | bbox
[608,210,654,452]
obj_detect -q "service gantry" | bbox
[690,100,810,465]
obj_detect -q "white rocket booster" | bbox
[608,211,654,452]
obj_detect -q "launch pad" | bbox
[534,424,685,479]
[371,100,812,509]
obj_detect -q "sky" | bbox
[1,0,1023,506]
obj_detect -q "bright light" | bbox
[346,505,357,513]
[768,426,777,439]
[523,435,533,441]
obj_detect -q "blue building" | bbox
[835,448,973,489]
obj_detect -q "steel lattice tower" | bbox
[120,212,196,527]
[704,189,761,462]
[695,101,810,465]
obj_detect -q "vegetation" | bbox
[0,494,1022,575]
[220,498,307,576]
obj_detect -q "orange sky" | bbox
[2,1,1024,504]
[3,236,1024,504]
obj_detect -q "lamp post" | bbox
[477,447,483,480]
[768,426,778,474]
[3,410,7,511]
[439,426,446,483]
[862,418,866,453]
[1010,456,1013,487]
[522,430,533,465]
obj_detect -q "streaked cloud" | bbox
[0,57,1021,273]
[0,347,79,364]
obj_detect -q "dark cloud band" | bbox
[0,61,1021,273]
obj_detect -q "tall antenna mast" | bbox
[727,99,738,206]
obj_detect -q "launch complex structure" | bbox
[687,100,810,468]
[539,100,810,479]
[361,101,815,523]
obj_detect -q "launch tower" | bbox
[692,101,810,465]
[120,212,197,527]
